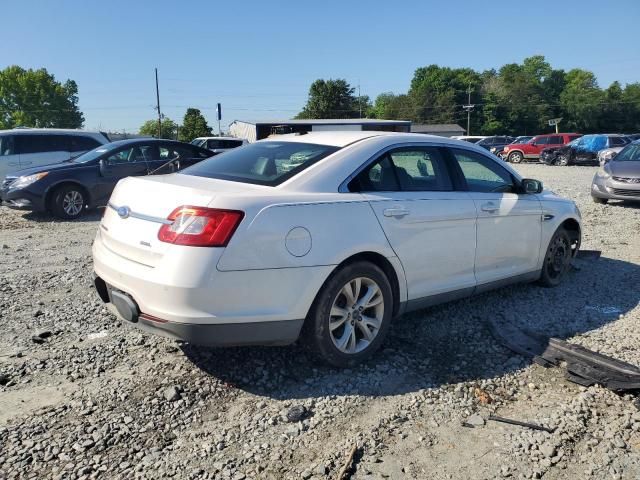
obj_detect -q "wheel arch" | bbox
[560,217,581,254]
[305,251,405,321]
[45,181,92,211]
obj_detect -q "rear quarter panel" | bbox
[216,195,397,271]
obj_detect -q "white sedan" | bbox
[92,132,582,367]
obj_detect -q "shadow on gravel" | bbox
[183,256,640,400]
[21,208,103,223]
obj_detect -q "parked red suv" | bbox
[502,133,582,163]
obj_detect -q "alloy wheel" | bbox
[62,190,84,217]
[328,277,384,354]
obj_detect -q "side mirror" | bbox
[98,158,109,176]
[521,178,543,194]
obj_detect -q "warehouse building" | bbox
[410,123,466,137]
[229,119,411,143]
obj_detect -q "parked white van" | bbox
[0,128,110,180]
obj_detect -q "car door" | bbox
[95,144,151,204]
[352,145,478,303]
[448,148,542,286]
[530,136,550,159]
[0,135,18,180]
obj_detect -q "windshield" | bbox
[613,143,640,162]
[72,145,112,164]
[579,135,607,152]
[182,141,340,186]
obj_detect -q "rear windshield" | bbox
[181,141,340,186]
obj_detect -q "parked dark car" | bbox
[0,139,212,219]
[475,136,515,156]
[541,134,630,166]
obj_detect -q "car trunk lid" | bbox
[99,174,253,267]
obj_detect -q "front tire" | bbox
[508,152,524,163]
[51,185,86,219]
[556,154,570,166]
[304,261,393,368]
[538,228,573,288]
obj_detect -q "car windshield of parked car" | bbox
[182,141,340,186]
[613,144,640,162]
[71,145,112,163]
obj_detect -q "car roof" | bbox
[101,138,196,148]
[193,136,244,141]
[0,128,105,136]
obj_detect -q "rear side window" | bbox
[534,136,550,145]
[16,135,69,154]
[0,135,15,156]
[349,147,452,192]
[548,136,563,145]
[182,141,339,186]
[70,136,101,152]
[450,149,515,193]
[388,148,452,191]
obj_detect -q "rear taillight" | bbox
[158,206,244,247]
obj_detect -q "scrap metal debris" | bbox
[489,320,640,392]
[488,414,555,433]
[335,443,359,480]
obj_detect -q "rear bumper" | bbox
[92,231,333,345]
[99,284,303,346]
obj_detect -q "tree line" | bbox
[138,108,213,142]
[297,56,640,135]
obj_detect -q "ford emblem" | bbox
[117,206,131,219]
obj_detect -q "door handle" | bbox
[481,202,499,213]
[383,207,410,218]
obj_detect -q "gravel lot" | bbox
[1,163,639,480]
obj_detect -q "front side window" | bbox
[182,141,339,186]
[609,136,627,147]
[450,149,515,193]
[106,146,149,164]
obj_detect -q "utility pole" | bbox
[155,68,162,138]
[462,84,475,135]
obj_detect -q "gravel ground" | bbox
[1,163,639,480]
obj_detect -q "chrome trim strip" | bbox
[107,202,173,225]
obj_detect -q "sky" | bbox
[2,0,640,133]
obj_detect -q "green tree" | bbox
[560,69,604,132]
[296,79,363,119]
[178,108,212,142]
[0,65,84,129]
[139,117,178,139]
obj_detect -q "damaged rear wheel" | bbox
[538,227,572,288]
